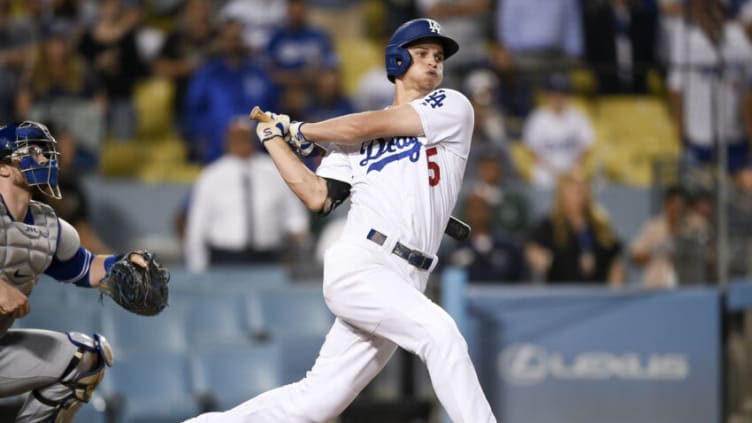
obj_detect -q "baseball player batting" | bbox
[184,18,497,423]
[0,121,169,422]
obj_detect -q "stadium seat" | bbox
[569,68,597,96]
[242,294,266,340]
[169,265,290,294]
[244,286,336,385]
[137,137,201,184]
[277,333,326,385]
[81,175,191,254]
[74,402,107,423]
[105,351,199,423]
[252,286,334,339]
[508,143,534,183]
[99,140,145,178]
[184,292,253,347]
[154,268,206,295]
[190,343,282,411]
[28,276,81,306]
[206,265,291,293]
[133,77,175,139]
[593,96,679,186]
[335,36,382,96]
[16,301,102,335]
[101,302,189,357]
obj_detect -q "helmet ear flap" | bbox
[385,44,412,83]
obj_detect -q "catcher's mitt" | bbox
[98,250,170,316]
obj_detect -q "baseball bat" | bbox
[249,106,327,155]
[249,106,270,123]
[446,216,471,241]
[249,107,472,240]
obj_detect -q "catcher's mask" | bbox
[385,18,459,83]
[0,121,61,199]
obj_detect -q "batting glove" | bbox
[256,113,290,144]
[264,112,290,138]
[289,121,315,156]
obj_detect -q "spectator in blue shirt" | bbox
[303,57,355,123]
[264,0,337,89]
[184,19,277,164]
[495,0,583,59]
[491,0,584,117]
[301,56,355,169]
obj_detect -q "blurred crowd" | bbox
[4,0,752,286]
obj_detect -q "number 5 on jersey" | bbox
[426,147,440,186]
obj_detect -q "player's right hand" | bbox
[263,112,290,138]
[0,278,29,318]
[256,115,288,144]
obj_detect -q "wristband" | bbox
[104,253,126,273]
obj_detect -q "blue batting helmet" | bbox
[0,121,61,199]
[385,18,459,83]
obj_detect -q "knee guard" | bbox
[31,332,113,422]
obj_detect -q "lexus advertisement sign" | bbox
[462,287,721,423]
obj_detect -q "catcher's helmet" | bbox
[385,18,459,83]
[0,121,61,199]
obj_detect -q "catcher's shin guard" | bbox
[20,332,113,423]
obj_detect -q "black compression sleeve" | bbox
[320,178,351,216]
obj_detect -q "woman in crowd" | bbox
[525,169,624,286]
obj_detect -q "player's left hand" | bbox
[98,250,170,316]
[256,112,290,144]
[289,121,315,156]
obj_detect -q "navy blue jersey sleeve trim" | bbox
[44,246,95,287]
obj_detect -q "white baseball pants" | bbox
[184,235,497,423]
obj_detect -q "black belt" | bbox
[208,247,279,264]
[366,229,433,271]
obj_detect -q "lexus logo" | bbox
[498,343,690,385]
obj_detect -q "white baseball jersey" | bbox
[523,105,594,188]
[182,88,498,423]
[316,88,474,256]
[668,21,752,147]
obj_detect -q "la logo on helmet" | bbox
[427,19,441,34]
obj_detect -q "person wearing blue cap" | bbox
[0,121,166,422]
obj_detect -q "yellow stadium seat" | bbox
[134,77,175,140]
[336,37,382,96]
[594,96,679,186]
[646,68,667,96]
[99,140,145,178]
[509,142,534,183]
[569,95,596,120]
[569,68,597,96]
[138,137,202,184]
[139,162,202,184]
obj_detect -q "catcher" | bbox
[0,121,169,422]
